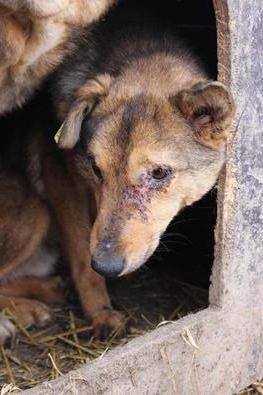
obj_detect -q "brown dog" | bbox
[0,11,234,344]
[0,0,115,114]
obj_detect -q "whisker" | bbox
[168,218,199,226]
[158,241,171,253]
[161,240,189,247]
[162,232,190,240]
[161,232,192,245]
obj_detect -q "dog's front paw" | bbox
[0,315,17,345]
[10,299,51,328]
[92,308,126,340]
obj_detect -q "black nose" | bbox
[91,255,125,277]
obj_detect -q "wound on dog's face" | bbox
[117,167,174,222]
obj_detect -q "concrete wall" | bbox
[24,1,263,394]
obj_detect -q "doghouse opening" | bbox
[0,0,218,388]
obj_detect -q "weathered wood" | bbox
[213,0,231,84]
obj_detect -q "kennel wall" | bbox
[24,1,263,394]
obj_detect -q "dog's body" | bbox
[0,9,234,343]
[0,0,115,114]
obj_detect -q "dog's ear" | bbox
[171,81,235,149]
[57,74,111,149]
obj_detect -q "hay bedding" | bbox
[0,267,208,390]
[238,382,263,395]
[0,267,261,394]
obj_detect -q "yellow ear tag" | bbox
[54,122,64,144]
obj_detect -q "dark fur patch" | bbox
[116,95,146,147]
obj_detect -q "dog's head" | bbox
[57,73,234,277]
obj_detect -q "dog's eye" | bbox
[152,167,170,180]
[92,162,103,180]
[89,156,103,181]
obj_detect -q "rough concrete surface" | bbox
[23,0,263,393]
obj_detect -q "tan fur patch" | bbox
[0,0,115,114]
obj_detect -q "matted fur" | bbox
[0,0,115,114]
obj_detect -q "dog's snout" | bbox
[91,254,125,277]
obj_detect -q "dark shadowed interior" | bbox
[0,0,218,387]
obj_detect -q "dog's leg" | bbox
[0,173,53,343]
[0,295,51,328]
[0,276,65,304]
[69,251,125,338]
[43,153,125,338]
[0,291,52,345]
[0,173,50,279]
